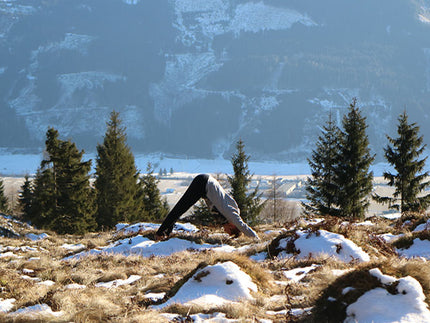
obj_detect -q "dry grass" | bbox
[1,212,430,322]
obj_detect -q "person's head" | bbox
[223,222,241,237]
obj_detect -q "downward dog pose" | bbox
[156,174,260,240]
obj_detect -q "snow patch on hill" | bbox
[150,52,223,123]
[230,2,317,37]
[278,230,370,263]
[155,261,257,308]
[345,268,430,322]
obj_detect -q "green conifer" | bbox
[30,167,56,228]
[18,175,33,221]
[31,128,96,234]
[228,139,264,224]
[303,112,341,217]
[374,111,430,213]
[336,99,374,219]
[95,111,144,229]
[0,178,8,213]
[140,162,169,222]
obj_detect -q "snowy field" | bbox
[0,152,397,177]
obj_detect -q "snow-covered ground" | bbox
[0,152,399,176]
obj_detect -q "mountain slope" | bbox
[1,0,430,161]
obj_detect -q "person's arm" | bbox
[206,176,260,239]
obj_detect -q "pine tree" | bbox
[336,99,374,219]
[50,138,96,234]
[140,162,169,222]
[31,128,96,234]
[228,139,264,224]
[30,166,56,228]
[18,175,33,221]
[0,178,8,213]
[303,112,341,217]
[374,111,430,213]
[95,111,144,229]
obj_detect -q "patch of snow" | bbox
[174,222,199,232]
[345,268,430,323]
[278,230,370,263]
[190,312,238,322]
[250,251,267,262]
[8,303,63,318]
[0,251,18,258]
[229,2,317,37]
[0,4,35,15]
[57,72,126,100]
[413,219,430,232]
[379,212,402,220]
[259,96,279,112]
[332,269,353,277]
[155,261,257,308]
[37,280,55,286]
[65,283,86,290]
[21,275,41,282]
[66,236,237,260]
[0,298,15,313]
[115,221,199,236]
[266,307,312,316]
[31,33,96,58]
[26,233,49,241]
[379,233,404,243]
[303,218,324,225]
[95,275,141,288]
[369,268,396,285]
[355,220,374,226]
[342,287,356,295]
[144,292,166,301]
[290,307,313,316]
[123,0,140,4]
[61,243,85,251]
[149,52,223,124]
[397,238,430,259]
[283,264,320,282]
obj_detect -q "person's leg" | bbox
[156,174,209,236]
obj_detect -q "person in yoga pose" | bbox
[155,174,259,240]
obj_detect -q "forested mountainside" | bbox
[1,0,430,161]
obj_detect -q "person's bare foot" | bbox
[155,234,166,241]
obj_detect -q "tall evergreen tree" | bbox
[336,99,374,219]
[374,111,430,213]
[18,175,33,221]
[0,178,8,213]
[31,128,96,234]
[303,112,341,217]
[228,139,264,224]
[140,162,169,222]
[95,111,144,229]
[30,166,56,228]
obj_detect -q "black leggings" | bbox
[156,174,209,236]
